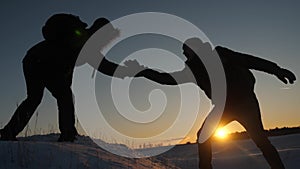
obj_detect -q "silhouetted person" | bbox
[129,38,296,169]
[0,14,136,142]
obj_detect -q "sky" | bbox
[0,0,299,145]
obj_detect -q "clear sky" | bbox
[0,0,299,145]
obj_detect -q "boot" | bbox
[0,129,18,141]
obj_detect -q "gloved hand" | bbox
[276,68,296,84]
[123,59,147,77]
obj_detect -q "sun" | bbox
[215,128,228,139]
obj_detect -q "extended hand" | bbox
[123,60,147,77]
[276,68,296,84]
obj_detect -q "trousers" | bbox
[197,94,285,169]
[3,61,77,137]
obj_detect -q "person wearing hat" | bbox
[128,37,296,169]
[0,14,137,142]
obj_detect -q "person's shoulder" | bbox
[27,41,44,51]
[215,45,223,50]
[27,41,59,56]
[215,46,238,57]
[32,40,50,48]
[215,45,231,52]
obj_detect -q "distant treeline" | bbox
[223,126,300,141]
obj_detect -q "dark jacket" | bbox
[138,46,281,101]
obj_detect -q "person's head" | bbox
[42,13,88,43]
[42,13,119,49]
[183,37,212,61]
[88,18,110,34]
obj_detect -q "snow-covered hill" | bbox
[0,134,174,169]
[0,134,299,169]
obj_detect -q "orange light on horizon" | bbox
[215,128,228,139]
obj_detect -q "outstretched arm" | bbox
[97,57,122,77]
[136,69,178,85]
[83,54,141,79]
[217,46,296,84]
[97,57,145,79]
[125,60,192,85]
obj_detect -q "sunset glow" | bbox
[215,128,228,139]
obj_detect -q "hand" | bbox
[276,68,296,84]
[123,59,147,77]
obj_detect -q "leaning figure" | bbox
[127,37,296,169]
[0,13,139,142]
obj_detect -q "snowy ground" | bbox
[0,133,299,169]
[154,134,300,169]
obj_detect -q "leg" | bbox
[1,65,44,139]
[197,136,212,169]
[46,80,77,141]
[197,112,233,169]
[238,98,285,169]
[57,87,77,137]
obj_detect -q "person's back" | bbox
[22,14,120,86]
[216,46,256,101]
[183,45,256,103]
[23,40,80,80]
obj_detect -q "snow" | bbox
[0,134,171,169]
[154,134,300,169]
[0,133,299,169]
